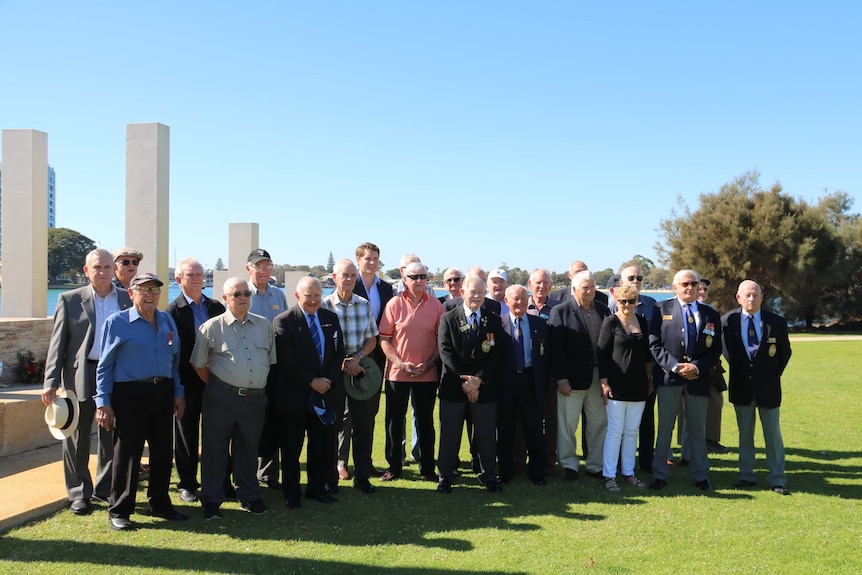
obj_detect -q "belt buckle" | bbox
[237,387,248,397]
[152,377,161,384]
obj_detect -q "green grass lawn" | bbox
[1,340,860,574]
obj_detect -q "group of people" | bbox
[41,242,793,531]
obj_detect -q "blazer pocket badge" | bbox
[539,340,544,356]
[768,344,777,357]
[705,335,713,348]
[663,315,674,321]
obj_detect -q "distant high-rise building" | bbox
[0,165,56,259]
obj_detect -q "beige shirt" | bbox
[190,310,276,389]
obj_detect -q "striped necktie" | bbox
[309,314,324,366]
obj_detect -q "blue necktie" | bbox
[747,315,759,357]
[513,317,526,370]
[309,314,324,366]
[684,304,697,358]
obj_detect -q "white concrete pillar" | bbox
[1,129,49,318]
[213,222,258,300]
[125,123,169,309]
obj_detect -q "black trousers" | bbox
[498,370,546,482]
[175,386,203,492]
[638,390,657,471]
[109,379,174,519]
[384,381,437,477]
[279,407,337,501]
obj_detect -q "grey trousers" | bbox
[64,362,113,501]
[653,385,709,482]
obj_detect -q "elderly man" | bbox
[273,277,345,506]
[648,269,721,492]
[246,248,288,489]
[42,248,132,515]
[111,246,143,290]
[437,275,503,493]
[443,266,502,315]
[438,267,464,304]
[392,253,437,298]
[487,269,509,316]
[527,268,561,320]
[722,280,792,495]
[95,272,185,531]
[191,277,276,519]
[322,259,379,494]
[379,261,444,482]
[498,284,549,486]
[549,270,610,480]
[611,264,659,473]
[167,257,226,503]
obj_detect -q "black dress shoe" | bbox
[706,440,729,454]
[150,507,189,521]
[324,484,340,495]
[648,478,666,490]
[771,486,791,496]
[285,498,302,509]
[70,499,91,515]
[563,468,579,481]
[694,479,714,492]
[586,470,604,479]
[436,478,453,494]
[733,479,757,488]
[262,478,281,489]
[179,489,198,503]
[421,472,439,482]
[306,492,338,503]
[484,479,503,493]
[354,478,376,494]
[109,516,133,531]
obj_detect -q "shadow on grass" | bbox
[0,539,529,575]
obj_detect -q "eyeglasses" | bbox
[120,259,139,267]
[678,281,697,288]
[230,290,253,298]
[444,277,462,284]
[253,263,274,271]
[407,274,428,281]
[134,287,161,296]
[627,275,643,282]
[618,298,638,305]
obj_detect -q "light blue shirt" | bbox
[250,283,288,323]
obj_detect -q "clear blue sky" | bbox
[2,1,859,277]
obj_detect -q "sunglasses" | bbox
[678,281,697,288]
[230,290,253,298]
[444,277,462,284]
[135,287,160,296]
[407,274,428,281]
[120,259,139,266]
[626,275,643,282]
[618,298,638,305]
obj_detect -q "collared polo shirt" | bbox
[191,310,276,389]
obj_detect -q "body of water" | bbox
[0,286,673,317]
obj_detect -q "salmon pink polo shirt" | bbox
[379,291,444,383]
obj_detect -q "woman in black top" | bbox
[597,284,653,492]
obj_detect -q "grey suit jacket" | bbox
[43,285,132,401]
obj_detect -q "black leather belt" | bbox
[215,377,266,397]
[123,377,172,385]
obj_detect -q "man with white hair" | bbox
[648,269,721,492]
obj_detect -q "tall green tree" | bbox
[657,171,856,326]
[47,228,96,282]
[326,252,335,273]
[214,258,226,271]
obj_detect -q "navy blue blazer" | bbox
[649,298,721,396]
[273,305,345,414]
[499,313,549,407]
[721,308,791,409]
[167,294,226,394]
[352,276,393,368]
[548,299,610,389]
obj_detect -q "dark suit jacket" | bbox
[273,305,345,414]
[649,299,722,396]
[353,276,393,368]
[443,296,502,316]
[548,299,610,389]
[499,313,549,407]
[721,308,791,409]
[44,285,132,400]
[167,293,226,394]
[438,307,503,404]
